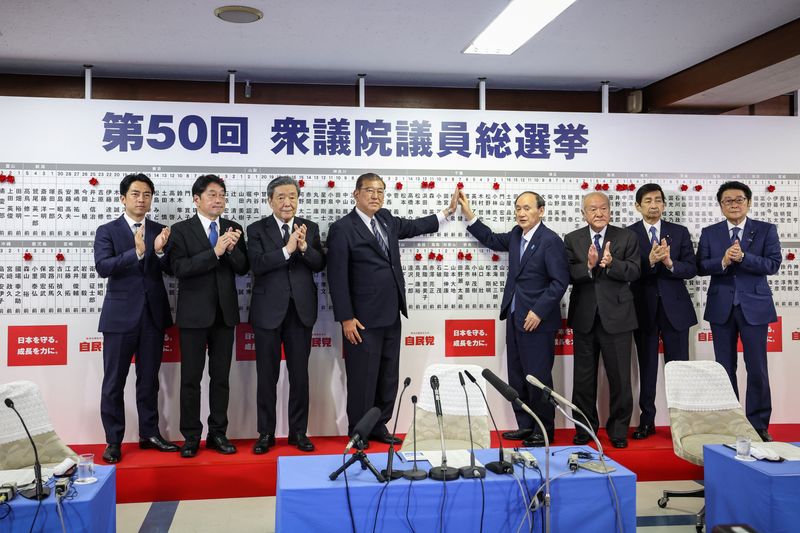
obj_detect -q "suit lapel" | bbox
[189,214,213,250]
[114,215,135,249]
[265,216,284,248]
[351,209,388,260]
[740,218,755,252]
[518,224,543,271]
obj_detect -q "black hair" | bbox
[120,173,154,196]
[355,172,385,190]
[635,183,665,204]
[192,174,226,197]
[515,191,545,208]
[716,181,752,203]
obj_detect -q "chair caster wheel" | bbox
[658,497,669,508]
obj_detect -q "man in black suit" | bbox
[327,173,458,443]
[169,174,249,457]
[94,173,178,463]
[459,190,569,447]
[629,184,697,440]
[564,192,640,448]
[247,176,325,453]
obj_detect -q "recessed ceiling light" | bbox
[464,0,576,55]
[215,5,263,24]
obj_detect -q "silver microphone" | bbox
[526,374,577,410]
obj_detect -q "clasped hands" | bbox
[722,239,744,267]
[588,241,614,269]
[214,227,243,256]
[285,223,309,254]
[135,225,171,256]
[648,239,673,269]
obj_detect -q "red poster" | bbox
[161,325,181,363]
[554,319,573,356]
[737,316,782,353]
[7,325,68,366]
[445,319,495,357]
[236,323,284,361]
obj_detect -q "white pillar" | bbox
[228,70,236,104]
[358,74,366,108]
[600,81,610,113]
[84,65,93,100]
[478,77,486,111]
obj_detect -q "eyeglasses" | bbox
[359,187,385,196]
[721,197,747,206]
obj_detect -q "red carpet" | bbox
[70,424,800,503]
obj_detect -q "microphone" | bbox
[458,372,485,479]
[381,377,410,481]
[403,395,427,480]
[482,368,520,403]
[463,369,513,475]
[526,374,577,410]
[4,398,51,500]
[428,375,459,481]
[345,406,381,453]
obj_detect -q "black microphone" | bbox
[431,375,443,417]
[482,368,520,403]
[458,372,485,479]
[345,406,381,452]
[381,377,411,481]
[464,370,513,475]
[403,395,427,480]
[5,398,51,500]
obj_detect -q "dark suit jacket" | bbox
[95,215,172,333]
[697,218,781,326]
[327,208,439,328]
[247,216,326,329]
[169,214,249,328]
[629,220,698,331]
[564,224,641,335]
[468,219,569,332]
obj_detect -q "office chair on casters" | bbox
[659,360,762,532]
[400,363,490,452]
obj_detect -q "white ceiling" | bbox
[1,0,799,91]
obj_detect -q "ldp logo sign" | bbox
[7,325,68,366]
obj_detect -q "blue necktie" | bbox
[520,237,527,260]
[649,226,658,246]
[593,233,602,256]
[371,218,389,257]
[730,227,740,244]
[209,221,218,247]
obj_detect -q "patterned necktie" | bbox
[520,237,527,260]
[731,227,740,244]
[209,221,218,247]
[132,222,142,235]
[594,233,602,256]
[282,223,290,245]
[371,218,389,257]
[649,226,658,246]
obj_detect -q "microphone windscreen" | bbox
[4,398,13,408]
[463,369,477,383]
[458,372,465,386]
[482,368,519,403]
[430,375,439,390]
[411,395,418,404]
[403,377,411,387]
[351,406,381,440]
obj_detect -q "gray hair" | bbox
[267,175,300,199]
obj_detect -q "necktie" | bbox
[371,218,389,257]
[209,221,218,247]
[594,233,602,256]
[520,237,527,260]
[132,222,142,235]
[282,223,290,245]
[649,226,658,246]
[731,227,740,244]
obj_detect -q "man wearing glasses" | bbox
[327,173,458,444]
[697,181,782,442]
[169,175,249,457]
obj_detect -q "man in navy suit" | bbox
[697,181,781,442]
[629,184,697,440]
[169,175,249,457]
[247,176,325,453]
[94,173,178,464]
[458,190,569,447]
[564,192,641,448]
[327,173,458,443]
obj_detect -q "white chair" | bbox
[400,363,490,452]
[658,360,762,533]
[0,380,77,469]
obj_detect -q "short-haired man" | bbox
[169,174,249,457]
[327,173,458,443]
[697,181,781,442]
[247,176,325,453]
[94,173,178,463]
[459,190,569,447]
[564,192,641,449]
[629,184,697,440]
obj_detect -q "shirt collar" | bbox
[521,221,541,242]
[590,225,608,240]
[727,218,747,232]
[273,214,294,230]
[123,213,145,231]
[196,212,219,234]
[643,219,662,236]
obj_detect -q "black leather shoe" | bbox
[102,444,121,464]
[522,433,546,447]
[756,429,773,442]
[206,434,237,454]
[139,435,179,452]
[253,434,275,454]
[611,438,628,449]
[181,438,200,458]
[632,424,656,440]
[502,428,533,440]
[288,433,315,452]
[370,432,402,445]
[573,433,591,445]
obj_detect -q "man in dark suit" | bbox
[458,190,569,447]
[697,181,781,442]
[629,183,697,440]
[94,173,178,463]
[247,176,325,453]
[327,173,458,443]
[169,174,249,457]
[564,192,640,448]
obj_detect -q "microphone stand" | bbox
[381,378,410,481]
[403,396,427,481]
[513,398,550,533]
[4,398,51,500]
[428,376,459,481]
[463,370,513,475]
[458,372,485,479]
[329,436,386,483]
